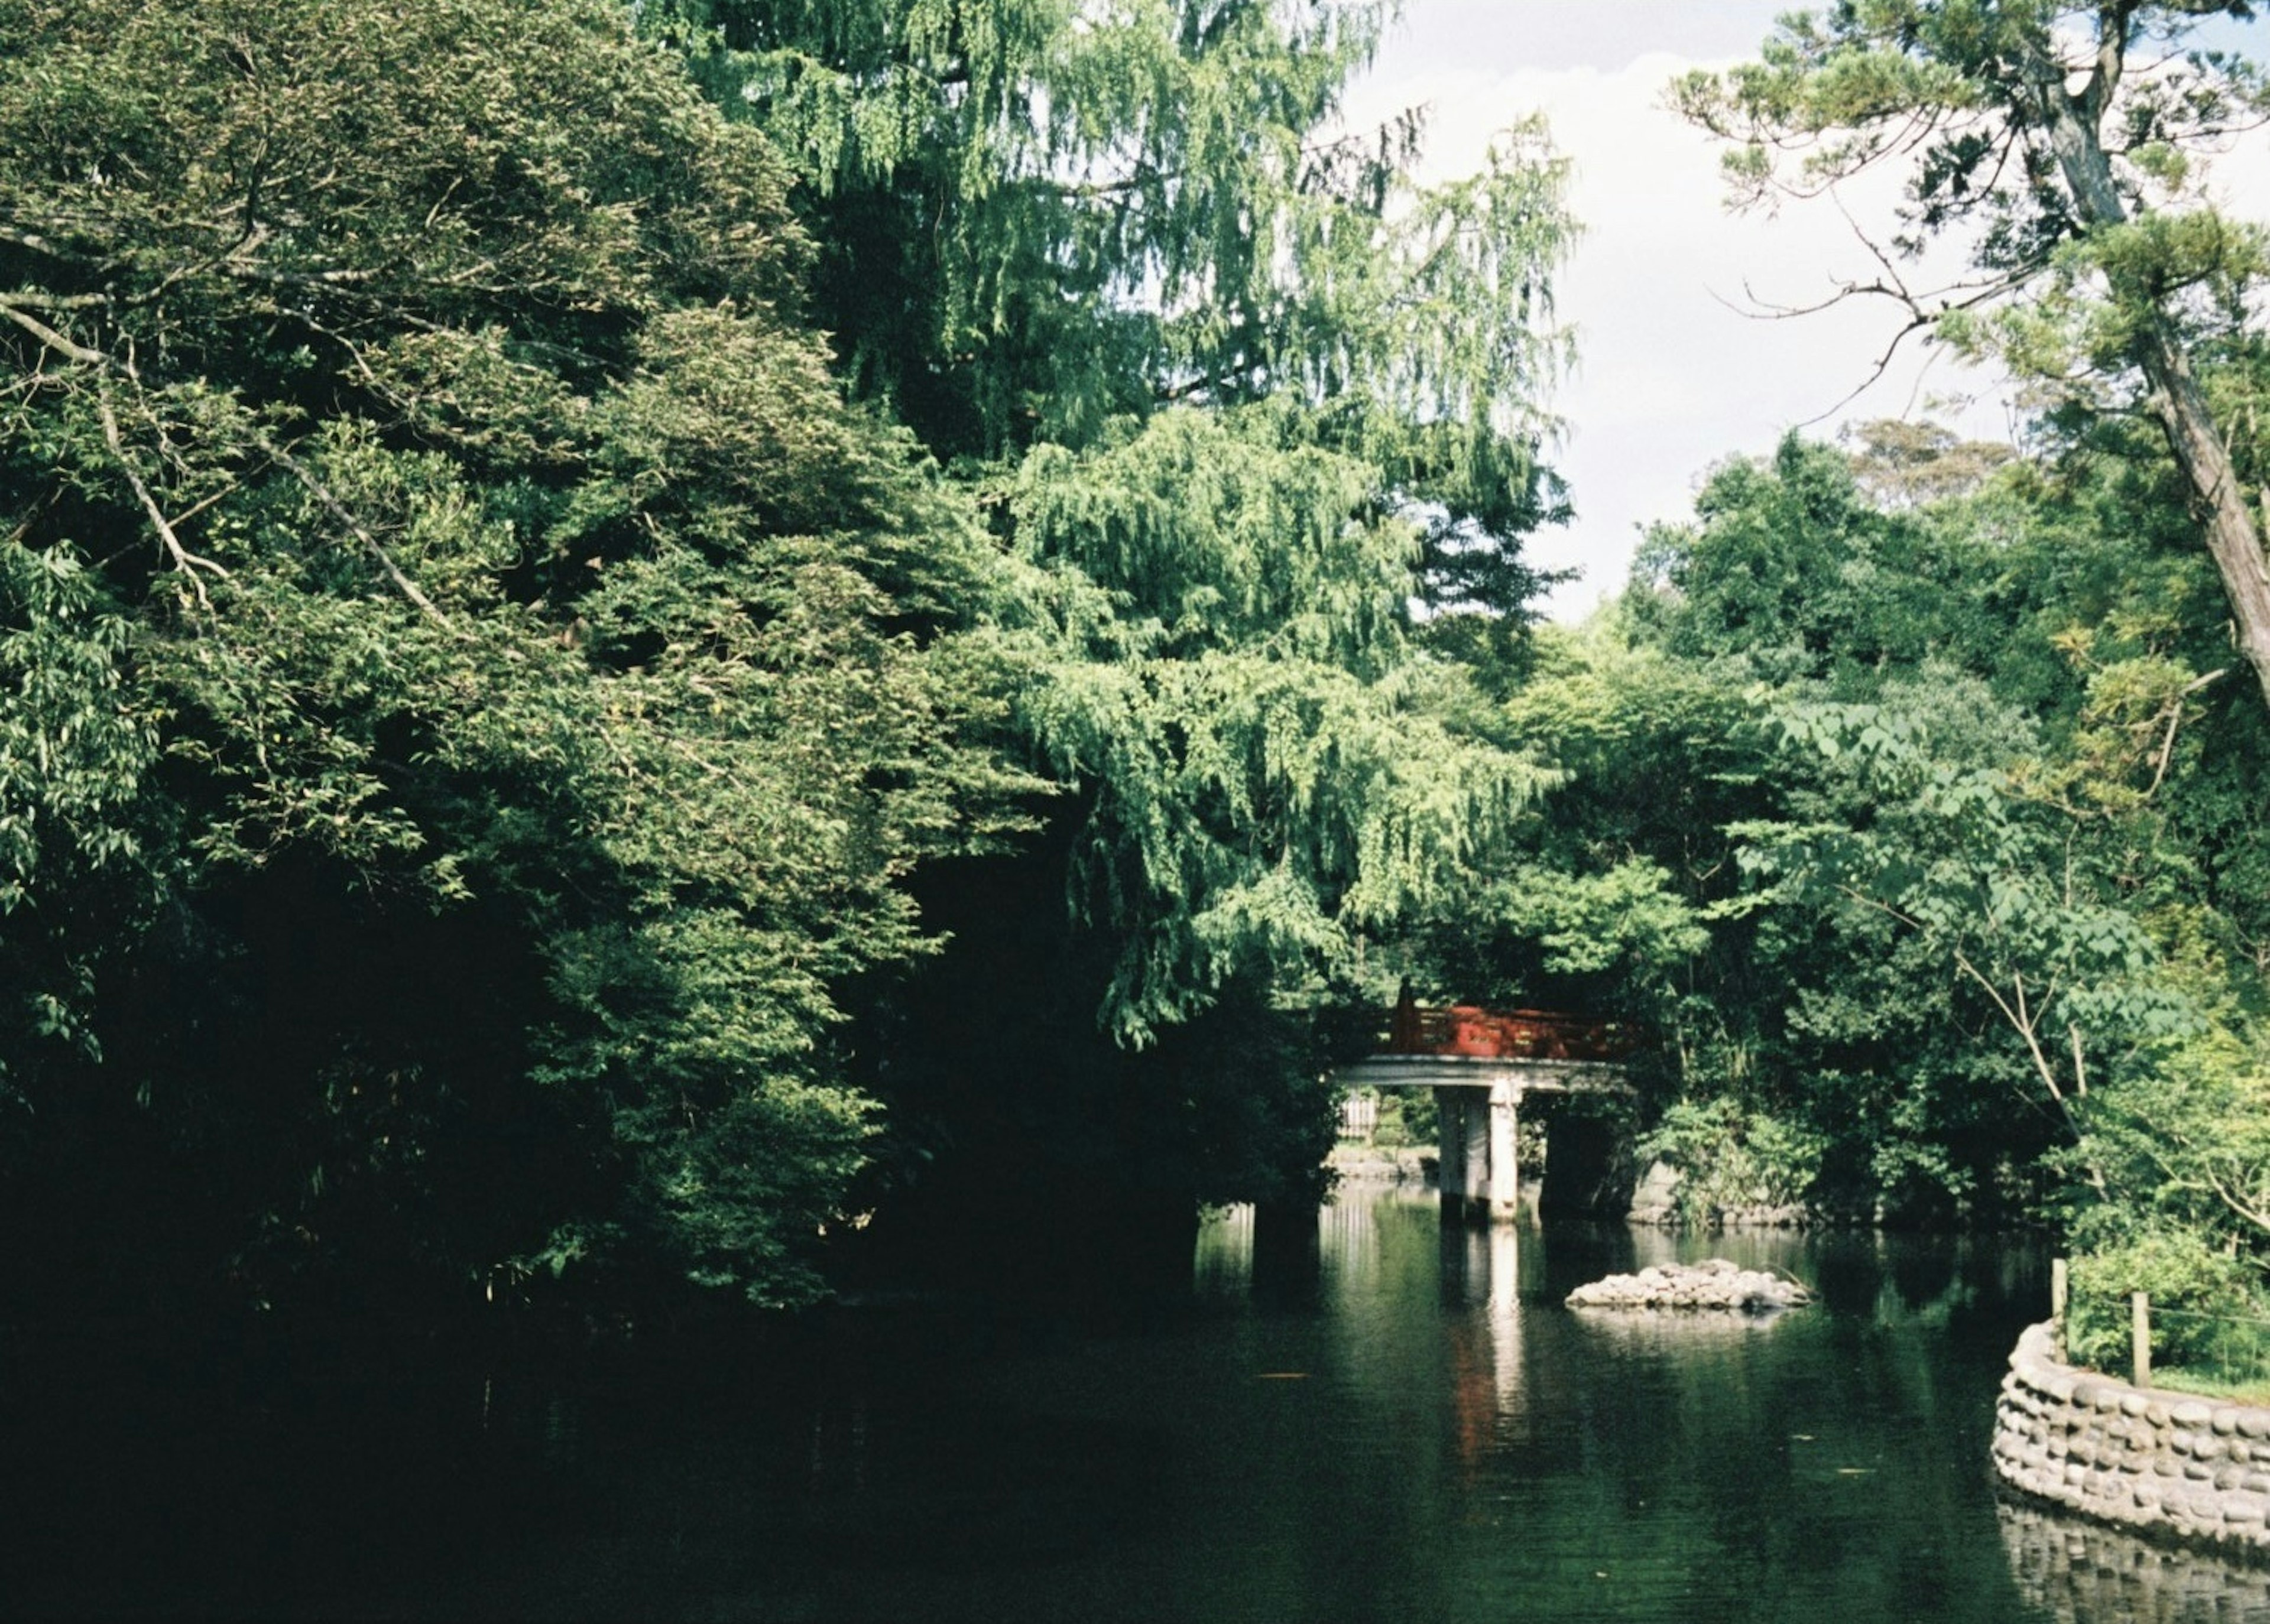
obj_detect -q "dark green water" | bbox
[16,1182,2270,1620]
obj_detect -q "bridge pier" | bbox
[1434,1081,1522,1223]
[1487,1080,1521,1222]
[1432,1085,1467,1220]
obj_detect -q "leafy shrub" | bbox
[2066,1226,2269,1375]
[1635,1097,1825,1228]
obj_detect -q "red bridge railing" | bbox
[1386,998,1637,1062]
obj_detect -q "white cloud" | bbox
[1340,9,2268,619]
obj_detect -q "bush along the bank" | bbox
[1629,1099,1825,1229]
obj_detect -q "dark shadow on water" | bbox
[1250,1200,1322,1308]
[2,1191,2246,1624]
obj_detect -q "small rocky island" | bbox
[1566,1259,1811,1313]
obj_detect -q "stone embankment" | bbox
[1565,1258,1811,1312]
[1993,1320,2270,1555]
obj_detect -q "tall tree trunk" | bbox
[2029,55,2270,712]
[2136,338,2270,709]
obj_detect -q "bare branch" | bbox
[252,433,460,634]
[2201,1161,2270,1235]
[2146,665,2228,796]
[0,288,109,312]
[1949,944,2085,1138]
[0,295,109,368]
[96,391,229,606]
[0,222,85,264]
[1707,189,2036,430]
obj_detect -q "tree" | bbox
[622,1,1584,1244]
[1597,431,2265,1217]
[0,0,1024,1308]
[1000,402,1556,1043]
[1731,684,2192,1151]
[639,1,1584,1034]
[643,0,1578,615]
[1675,2,2270,710]
[636,1,1584,1017]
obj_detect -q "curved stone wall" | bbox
[1993,1320,2270,1555]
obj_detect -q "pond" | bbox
[14,1181,2270,1620]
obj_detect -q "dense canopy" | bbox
[1,0,2267,1364]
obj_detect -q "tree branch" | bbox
[0,294,109,368]
[2146,665,2227,796]
[97,391,229,606]
[1950,944,2084,1137]
[252,433,459,634]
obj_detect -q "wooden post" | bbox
[2051,1258,2068,1359]
[2132,1291,2152,1390]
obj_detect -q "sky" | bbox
[1340,1,2270,619]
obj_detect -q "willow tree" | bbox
[641,0,1578,1028]
[624,3,1580,1239]
[0,0,1024,1307]
[646,0,1576,615]
[1675,2,2270,709]
[1002,402,1557,1045]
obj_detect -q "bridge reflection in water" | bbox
[1185,1188,2066,1624]
[1444,1218,1526,1463]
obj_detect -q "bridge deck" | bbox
[1337,1053,1630,1093]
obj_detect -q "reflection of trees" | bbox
[1193,1204,1255,1297]
[1531,1226,2031,1612]
[1999,1501,2270,1624]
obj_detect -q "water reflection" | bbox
[48,1185,2259,1620]
[1188,1193,2089,1623]
[1999,1500,2270,1623]
[1439,1219,1525,1458]
[1192,1201,1253,1296]
[1251,1201,1322,1306]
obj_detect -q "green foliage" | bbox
[1731,679,2193,1135]
[1630,436,2013,690]
[2077,1021,2270,1247]
[1674,3,2266,249]
[644,0,1577,614]
[1579,421,2270,1234]
[1389,616,1749,1044]
[1674,1,2270,715]
[0,0,1030,1308]
[1635,1097,1826,1228]
[2066,1226,2266,1374]
[0,0,1588,1315]
[0,542,162,1073]
[621,0,1584,1235]
[1001,404,1555,1041]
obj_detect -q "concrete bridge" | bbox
[1335,995,1636,1222]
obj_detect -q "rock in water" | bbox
[1565,1258,1810,1313]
